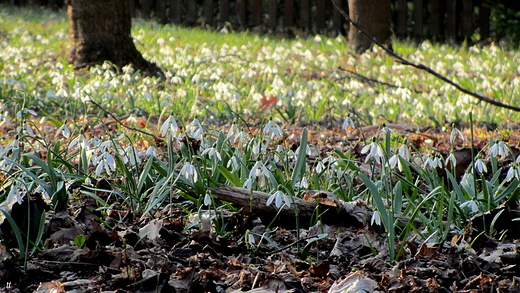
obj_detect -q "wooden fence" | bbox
[129,0,496,42]
[3,0,512,42]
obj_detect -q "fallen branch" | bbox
[331,0,520,112]
[208,186,370,228]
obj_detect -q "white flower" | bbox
[249,161,269,178]
[342,115,355,130]
[0,113,11,126]
[445,152,457,168]
[267,190,284,208]
[361,141,384,163]
[474,159,487,174]
[461,200,480,213]
[146,146,157,156]
[204,193,212,206]
[227,156,239,170]
[506,165,520,181]
[57,124,71,139]
[424,155,443,169]
[389,144,410,171]
[262,120,283,140]
[181,162,198,182]
[296,177,309,189]
[201,147,222,161]
[160,115,179,137]
[18,124,35,136]
[243,177,253,190]
[16,108,38,119]
[450,127,464,144]
[69,134,89,150]
[489,140,509,159]
[93,152,116,175]
[186,119,203,139]
[371,210,381,226]
[121,146,140,166]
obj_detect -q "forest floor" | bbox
[2,121,520,293]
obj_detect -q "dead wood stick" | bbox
[331,0,520,112]
[208,186,368,228]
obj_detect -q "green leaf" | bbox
[292,128,308,188]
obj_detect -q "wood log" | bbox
[208,186,370,229]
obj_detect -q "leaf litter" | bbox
[2,120,520,292]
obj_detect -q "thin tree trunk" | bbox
[66,0,163,77]
[347,0,392,54]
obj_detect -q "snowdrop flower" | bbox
[181,162,198,182]
[489,140,509,159]
[461,200,480,213]
[243,177,253,190]
[262,120,283,140]
[506,165,520,182]
[249,161,269,179]
[186,119,203,140]
[160,115,179,137]
[445,151,457,168]
[69,134,89,150]
[266,190,291,208]
[371,210,381,226]
[474,159,487,174]
[296,177,309,189]
[424,154,443,169]
[16,108,38,119]
[204,193,212,206]
[121,146,140,166]
[0,113,11,126]
[450,127,464,145]
[389,144,411,171]
[145,146,157,157]
[361,139,384,163]
[201,147,222,161]
[227,155,239,170]
[17,125,34,136]
[342,115,355,131]
[56,124,71,139]
[93,152,116,175]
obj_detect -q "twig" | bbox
[88,98,162,140]
[331,0,520,112]
[337,66,426,93]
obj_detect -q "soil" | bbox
[1,120,520,293]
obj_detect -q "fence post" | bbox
[267,0,278,30]
[156,0,167,24]
[332,0,343,33]
[431,0,442,40]
[461,0,473,40]
[170,0,181,24]
[284,0,295,28]
[251,0,263,27]
[315,0,326,33]
[412,0,424,40]
[396,0,407,37]
[299,0,310,30]
[479,1,490,40]
[219,0,230,26]
[446,0,457,42]
[236,0,247,28]
[186,0,197,25]
[204,0,213,26]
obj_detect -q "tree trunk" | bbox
[347,0,392,54]
[66,0,163,77]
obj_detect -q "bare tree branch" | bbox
[331,0,520,112]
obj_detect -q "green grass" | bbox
[1,4,520,126]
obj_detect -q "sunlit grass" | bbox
[1,4,520,127]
